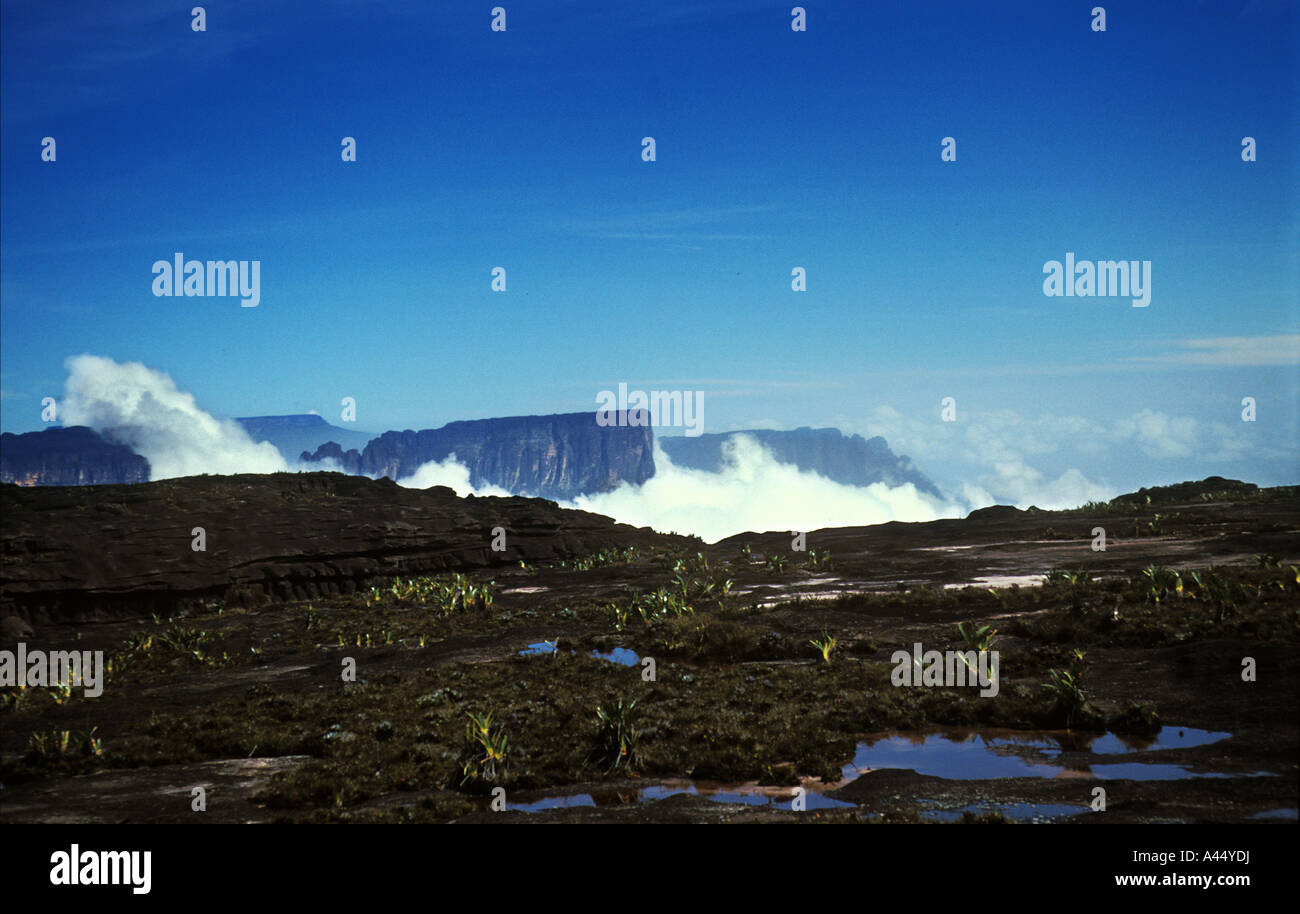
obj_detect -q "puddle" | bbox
[1251,808,1298,821]
[506,780,853,813]
[518,642,639,666]
[846,733,1065,780]
[842,727,1265,782]
[981,727,1231,756]
[638,781,853,810]
[501,725,1266,815]
[944,575,1045,590]
[921,802,1088,822]
[590,647,639,666]
[510,793,598,812]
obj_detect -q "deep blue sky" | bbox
[2,0,1297,498]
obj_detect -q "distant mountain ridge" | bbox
[300,411,656,500]
[658,427,942,497]
[0,427,149,486]
[235,414,374,461]
[2,413,942,501]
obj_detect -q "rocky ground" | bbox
[1,474,1296,824]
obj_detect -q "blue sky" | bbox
[2,0,1297,501]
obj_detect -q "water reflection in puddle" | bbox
[507,781,852,813]
[1251,808,1298,821]
[510,793,598,812]
[518,642,640,666]
[591,647,639,666]
[943,575,1046,589]
[503,725,1266,814]
[845,727,1264,781]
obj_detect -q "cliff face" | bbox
[0,472,686,622]
[658,427,942,497]
[302,411,655,500]
[0,427,150,486]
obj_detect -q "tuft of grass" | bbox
[1139,565,1182,604]
[25,727,103,765]
[763,553,790,573]
[590,697,641,772]
[369,574,497,615]
[805,548,833,571]
[456,710,509,789]
[1043,649,1088,728]
[809,632,837,663]
[956,621,998,653]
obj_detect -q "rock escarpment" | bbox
[0,427,150,487]
[302,411,655,500]
[0,471,685,623]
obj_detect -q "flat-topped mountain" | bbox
[659,427,942,497]
[0,426,150,487]
[235,413,374,459]
[301,411,656,500]
[3,412,941,504]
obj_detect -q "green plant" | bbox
[159,624,210,657]
[1187,567,1238,622]
[374,574,498,615]
[48,675,74,705]
[25,727,102,764]
[1043,649,1087,728]
[1139,565,1181,604]
[458,711,509,787]
[809,632,837,663]
[591,697,641,772]
[763,553,789,574]
[608,603,632,631]
[805,548,833,571]
[956,621,998,653]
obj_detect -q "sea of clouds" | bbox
[54,354,1128,543]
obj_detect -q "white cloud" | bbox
[1114,409,1198,459]
[1129,334,1300,367]
[567,435,961,543]
[398,455,511,496]
[59,354,288,480]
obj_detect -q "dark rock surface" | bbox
[0,471,687,623]
[0,427,150,487]
[302,411,656,500]
[659,427,942,497]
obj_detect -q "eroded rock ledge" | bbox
[0,472,683,623]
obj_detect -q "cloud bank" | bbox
[397,456,512,496]
[60,354,288,479]
[567,436,961,543]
